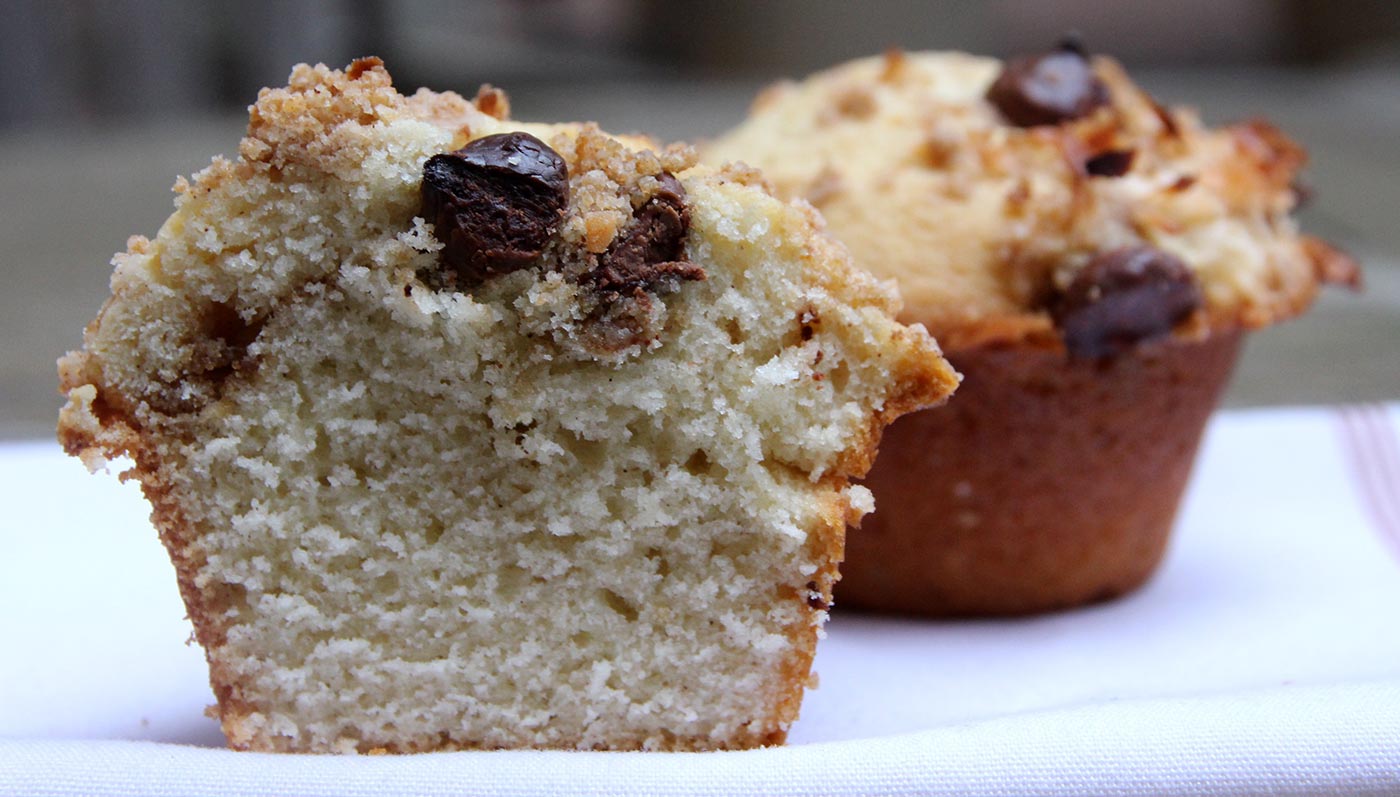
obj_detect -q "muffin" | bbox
[707,44,1359,616]
[56,58,958,751]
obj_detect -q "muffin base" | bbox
[844,331,1242,616]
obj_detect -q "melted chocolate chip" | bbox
[986,39,1110,127]
[587,172,704,297]
[420,132,569,287]
[1051,246,1202,359]
[1085,149,1135,178]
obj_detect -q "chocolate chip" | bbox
[420,132,569,287]
[587,172,704,297]
[1085,149,1135,178]
[1050,246,1202,359]
[986,39,1110,127]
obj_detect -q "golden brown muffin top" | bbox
[707,47,1359,353]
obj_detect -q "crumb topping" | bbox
[706,48,1359,351]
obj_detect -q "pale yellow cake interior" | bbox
[58,61,955,752]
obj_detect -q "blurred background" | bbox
[3,0,1398,438]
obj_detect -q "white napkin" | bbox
[3,404,1399,796]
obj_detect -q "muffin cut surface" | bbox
[56,59,957,752]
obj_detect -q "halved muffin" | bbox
[57,59,957,750]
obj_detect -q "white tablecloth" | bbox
[3,403,1399,796]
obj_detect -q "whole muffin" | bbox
[58,59,957,750]
[707,44,1359,615]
